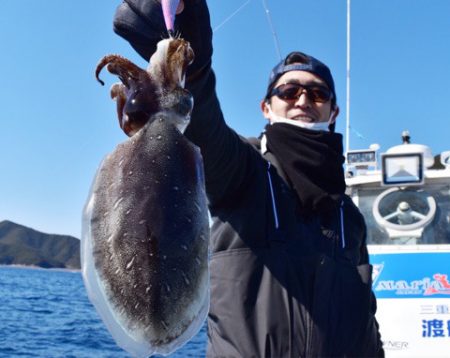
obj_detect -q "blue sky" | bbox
[1,0,449,238]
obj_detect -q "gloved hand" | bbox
[113,0,213,82]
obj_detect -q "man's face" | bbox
[261,70,339,125]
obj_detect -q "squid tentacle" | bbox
[95,55,150,87]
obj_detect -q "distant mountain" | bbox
[0,220,80,269]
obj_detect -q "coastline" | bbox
[0,264,81,273]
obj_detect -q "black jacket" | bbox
[184,71,384,357]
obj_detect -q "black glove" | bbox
[113,0,213,81]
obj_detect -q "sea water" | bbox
[0,266,206,358]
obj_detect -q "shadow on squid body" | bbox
[81,38,210,358]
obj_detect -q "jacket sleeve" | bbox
[184,69,262,209]
[359,220,370,265]
[357,208,385,357]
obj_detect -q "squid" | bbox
[82,34,209,358]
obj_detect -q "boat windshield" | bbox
[355,183,450,245]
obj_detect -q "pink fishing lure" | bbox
[161,0,181,33]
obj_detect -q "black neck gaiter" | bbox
[265,123,346,215]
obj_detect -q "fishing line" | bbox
[350,126,365,139]
[212,0,282,62]
[261,0,282,61]
[213,0,252,33]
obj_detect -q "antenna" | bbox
[345,0,351,154]
[261,0,282,61]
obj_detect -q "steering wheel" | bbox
[373,188,436,232]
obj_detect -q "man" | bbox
[113,0,384,356]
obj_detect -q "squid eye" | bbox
[124,110,150,126]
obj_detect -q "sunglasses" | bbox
[269,82,333,103]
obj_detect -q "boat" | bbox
[346,131,450,356]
